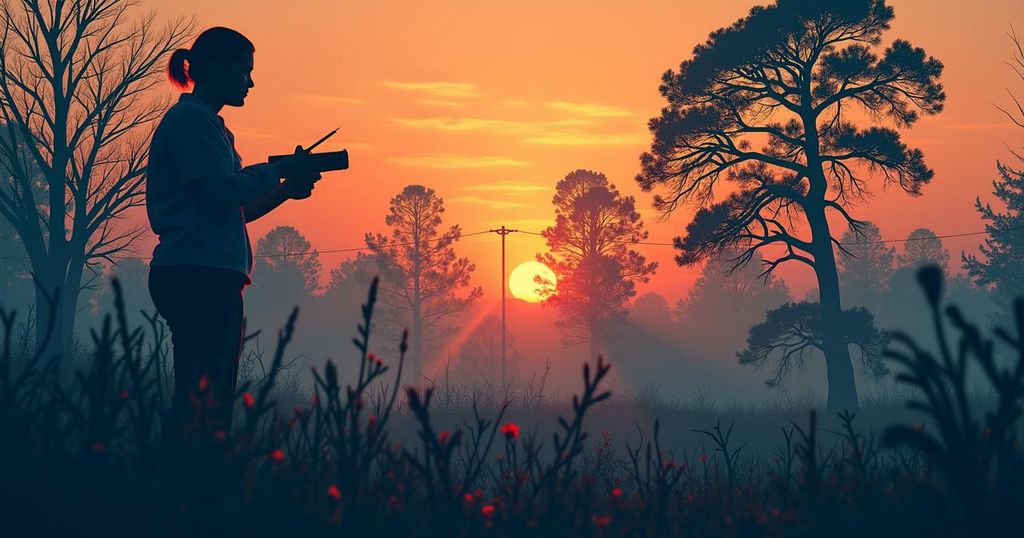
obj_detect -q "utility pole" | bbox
[489,226,518,392]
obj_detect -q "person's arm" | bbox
[243,146,322,222]
[171,108,280,212]
[243,183,290,222]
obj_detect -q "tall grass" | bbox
[0,268,1020,537]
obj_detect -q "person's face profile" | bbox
[221,53,254,107]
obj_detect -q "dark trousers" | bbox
[149,264,247,439]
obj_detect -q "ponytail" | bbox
[166,28,255,90]
[167,48,191,89]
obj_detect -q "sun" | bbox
[509,261,556,303]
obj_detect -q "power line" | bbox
[0,225,1012,262]
[0,229,496,262]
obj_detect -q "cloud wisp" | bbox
[382,81,480,98]
[389,153,530,169]
[391,116,591,133]
[460,180,549,195]
[548,101,635,118]
[448,195,530,210]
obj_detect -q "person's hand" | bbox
[282,173,321,199]
[275,145,322,200]
[272,145,320,180]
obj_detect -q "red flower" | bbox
[438,430,450,444]
[243,392,255,408]
[269,449,285,462]
[463,493,474,504]
[481,504,495,517]
[501,422,520,440]
[91,441,107,453]
[327,485,341,501]
[213,430,227,441]
[699,454,707,464]
[197,374,209,392]
[119,390,130,400]
[610,487,623,498]
[592,514,612,527]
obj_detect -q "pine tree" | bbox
[899,228,950,273]
[963,162,1024,303]
[838,222,895,312]
[538,170,657,360]
[366,185,482,385]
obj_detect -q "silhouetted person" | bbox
[146,27,321,444]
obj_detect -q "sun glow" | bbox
[508,261,556,303]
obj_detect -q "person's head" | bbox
[167,27,255,107]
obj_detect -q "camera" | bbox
[267,149,349,172]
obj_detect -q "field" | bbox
[1,270,1021,538]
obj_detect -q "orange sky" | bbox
[138,0,1024,305]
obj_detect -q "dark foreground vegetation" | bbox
[0,267,1021,537]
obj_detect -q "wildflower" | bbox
[501,422,520,440]
[213,430,227,442]
[439,430,450,444]
[474,489,483,499]
[368,352,376,362]
[481,504,495,517]
[699,454,707,464]
[327,485,341,501]
[91,441,107,453]
[243,392,255,408]
[119,390,130,400]
[197,374,209,392]
[610,487,623,498]
[269,449,285,462]
[463,493,475,504]
[294,406,304,418]
[592,514,612,527]
[375,358,383,367]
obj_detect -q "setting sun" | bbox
[509,261,556,303]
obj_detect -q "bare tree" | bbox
[995,25,1024,137]
[0,0,192,355]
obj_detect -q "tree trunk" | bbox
[808,207,859,411]
[412,307,422,392]
[31,251,84,361]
